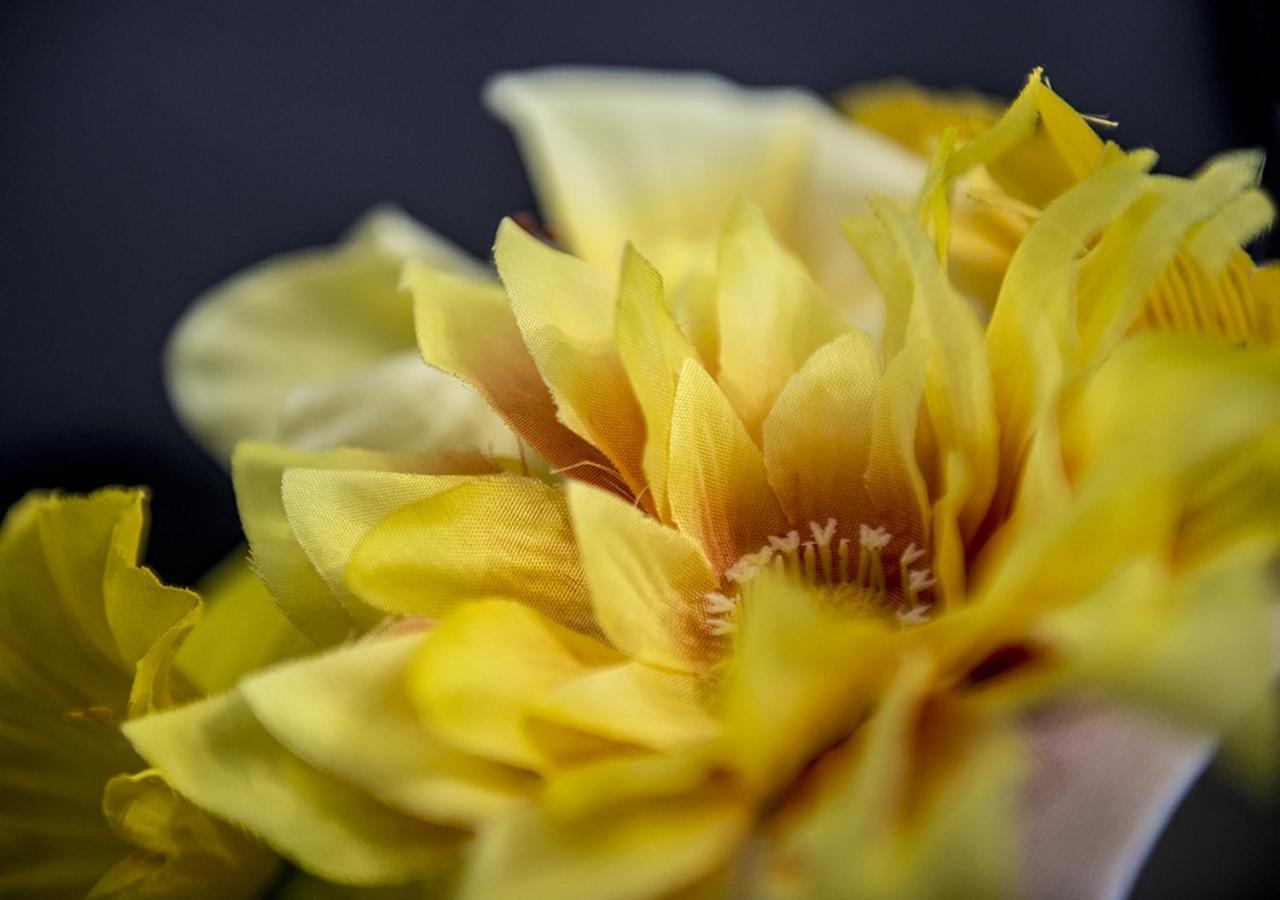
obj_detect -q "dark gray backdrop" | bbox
[1,1,1277,895]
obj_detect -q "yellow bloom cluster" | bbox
[3,68,1278,899]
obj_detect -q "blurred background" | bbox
[1,1,1277,894]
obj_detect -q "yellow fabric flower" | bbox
[0,489,279,897]
[123,70,1280,899]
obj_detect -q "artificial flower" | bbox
[120,69,1280,900]
[0,489,279,897]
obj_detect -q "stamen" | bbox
[809,519,837,583]
[703,519,935,637]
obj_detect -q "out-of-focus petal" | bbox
[458,790,750,900]
[276,351,517,457]
[406,601,622,771]
[166,208,485,463]
[240,633,535,827]
[124,689,462,886]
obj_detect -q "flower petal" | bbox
[493,219,648,498]
[763,330,881,535]
[567,482,718,673]
[458,790,750,900]
[166,208,483,463]
[405,601,622,771]
[347,476,597,634]
[407,262,614,482]
[240,633,535,827]
[124,689,463,885]
[615,246,702,521]
[485,67,923,321]
[531,661,719,752]
[275,351,517,457]
[715,202,849,442]
[667,359,788,574]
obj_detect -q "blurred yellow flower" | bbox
[0,489,278,897]
[120,69,1280,899]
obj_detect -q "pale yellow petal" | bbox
[275,351,517,457]
[777,656,1023,900]
[231,443,418,645]
[166,207,484,462]
[984,151,1155,512]
[90,769,279,898]
[567,481,718,673]
[721,574,898,792]
[667,359,788,573]
[282,467,483,614]
[486,67,923,324]
[174,550,315,696]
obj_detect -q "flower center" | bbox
[703,518,936,635]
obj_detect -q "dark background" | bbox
[1,1,1277,895]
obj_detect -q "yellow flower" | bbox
[0,489,278,897]
[123,70,1280,899]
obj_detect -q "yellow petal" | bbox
[715,202,849,441]
[838,80,1002,158]
[231,443,417,645]
[124,689,462,885]
[174,549,314,696]
[721,574,898,792]
[667,359,788,573]
[531,661,719,752]
[984,150,1155,511]
[777,655,1023,900]
[1077,151,1269,364]
[281,466,485,614]
[762,330,881,534]
[615,246,702,520]
[406,601,622,771]
[348,476,598,634]
[869,198,997,588]
[458,790,749,900]
[90,769,279,898]
[241,633,534,826]
[493,219,648,497]
[407,262,615,483]
[567,481,718,673]
[167,207,485,463]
